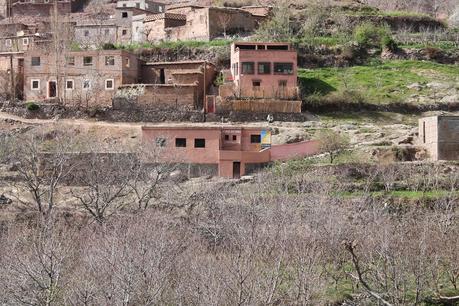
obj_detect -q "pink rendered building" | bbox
[142,124,319,178]
[230,41,299,100]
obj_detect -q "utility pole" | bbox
[9,54,15,100]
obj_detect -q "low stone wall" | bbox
[217,99,302,113]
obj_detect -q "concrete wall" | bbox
[270,140,320,161]
[419,116,459,161]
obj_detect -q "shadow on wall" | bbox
[299,77,336,96]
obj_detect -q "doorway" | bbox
[48,81,57,98]
[233,162,241,179]
[159,69,165,84]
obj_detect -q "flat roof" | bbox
[144,60,215,66]
[142,124,266,130]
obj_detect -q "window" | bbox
[31,79,40,90]
[224,134,229,141]
[122,12,128,18]
[66,56,75,66]
[105,79,114,90]
[156,138,166,147]
[175,138,187,147]
[66,79,74,90]
[22,38,29,46]
[274,63,294,75]
[232,135,237,141]
[241,62,254,75]
[252,80,261,87]
[125,58,130,67]
[258,62,271,74]
[105,56,115,66]
[83,79,91,89]
[83,56,93,66]
[84,30,89,37]
[194,138,206,148]
[251,134,261,144]
[31,56,40,66]
[122,29,127,36]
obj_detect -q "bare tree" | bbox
[317,129,350,164]
[9,130,75,218]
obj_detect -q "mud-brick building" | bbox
[143,5,263,42]
[9,0,85,17]
[419,116,459,161]
[214,42,302,113]
[114,61,216,110]
[23,49,141,107]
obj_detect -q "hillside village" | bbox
[0,0,459,305]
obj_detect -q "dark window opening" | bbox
[159,69,165,84]
[224,135,229,141]
[48,81,57,98]
[66,80,73,89]
[256,45,266,50]
[83,56,93,66]
[267,45,289,50]
[122,12,128,18]
[156,138,166,147]
[31,56,40,66]
[84,30,89,37]
[251,134,261,143]
[235,44,256,50]
[122,29,127,35]
[194,138,206,148]
[232,135,237,141]
[176,138,187,147]
[258,62,271,74]
[274,63,294,75]
[242,62,254,75]
[252,80,261,87]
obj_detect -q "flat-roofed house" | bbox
[213,41,301,113]
[23,49,141,107]
[142,125,271,178]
